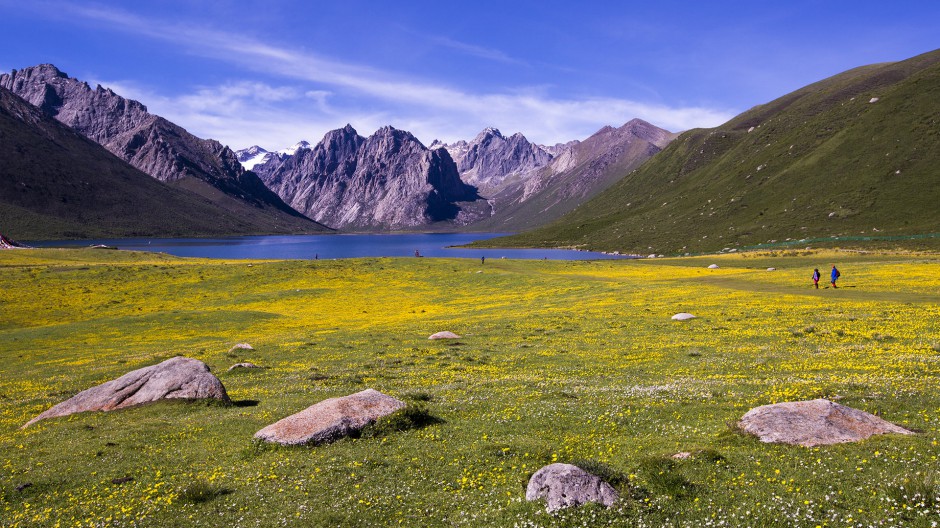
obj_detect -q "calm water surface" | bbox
[29,233,630,261]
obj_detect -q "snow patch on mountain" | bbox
[237,141,311,170]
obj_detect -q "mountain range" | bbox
[0,85,290,239]
[251,119,673,231]
[481,48,940,253]
[0,65,327,236]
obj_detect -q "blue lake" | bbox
[29,233,630,261]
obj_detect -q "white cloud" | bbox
[61,3,735,148]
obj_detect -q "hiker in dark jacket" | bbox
[830,265,840,288]
[812,268,821,289]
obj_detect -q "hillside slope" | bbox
[482,49,940,253]
[1,64,327,235]
[0,87,301,240]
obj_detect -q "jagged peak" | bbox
[322,124,361,142]
[24,63,68,79]
[473,127,503,142]
[371,125,421,144]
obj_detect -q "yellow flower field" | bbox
[0,248,938,526]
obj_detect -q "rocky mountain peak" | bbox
[453,127,553,189]
[474,127,503,142]
[240,145,268,158]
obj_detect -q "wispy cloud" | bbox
[429,36,525,65]
[57,3,735,147]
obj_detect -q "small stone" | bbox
[228,343,254,352]
[738,399,913,447]
[228,362,262,371]
[254,389,406,446]
[767,267,776,271]
[671,313,696,321]
[707,264,719,269]
[429,331,461,340]
[672,452,692,460]
[526,463,619,512]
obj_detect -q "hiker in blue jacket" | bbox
[830,265,840,288]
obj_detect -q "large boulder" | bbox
[738,398,913,447]
[23,357,229,428]
[254,389,406,446]
[525,463,619,512]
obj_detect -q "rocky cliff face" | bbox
[431,128,553,190]
[0,64,320,229]
[255,125,479,230]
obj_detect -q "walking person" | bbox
[812,268,820,289]
[830,265,840,288]
[481,256,485,265]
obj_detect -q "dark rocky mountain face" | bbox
[0,86,302,239]
[254,125,479,230]
[0,64,324,231]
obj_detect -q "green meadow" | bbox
[1,248,939,527]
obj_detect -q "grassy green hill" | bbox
[0,87,329,241]
[479,49,940,254]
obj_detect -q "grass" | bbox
[1,248,939,526]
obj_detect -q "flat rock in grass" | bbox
[23,357,229,428]
[429,331,461,340]
[228,343,254,352]
[767,267,776,271]
[738,398,913,447]
[671,312,696,321]
[254,389,406,446]
[228,362,262,371]
[526,463,619,512]
[707,264,720,269]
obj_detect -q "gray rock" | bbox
[228,343,254,352]
[738,398,913,447]
[707,264,720,269]
[671,312,696,321]
[254,389,406,445]
[526,463,619,512]
[228,362,262,371]
[23,357,229,428]
[429,331,461,340]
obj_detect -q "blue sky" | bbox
[2,1,938,150]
